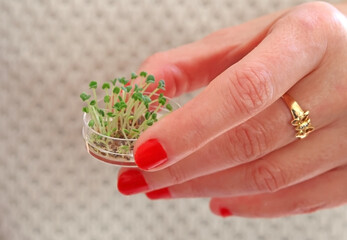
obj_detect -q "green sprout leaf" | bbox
[102,83,110,90]
[132,92,143,101]
[113,86,120,94]
[132,129,140,133]
[82,107,89,113]
[140,71,147,77]
[90,100,96,106]
[131,73,137,79]
[146,74,155,84]
[158,93,166,105]
[89,81,97,89]
[88,120,95,127]
[158,79,165,90]
[166,103,173,111]
[114,101,127,111]
[98,109,105,117]
[146,119,154,126]
[80,92,91,101]
[121,86,132,93]
[142,95,151,108]
[107,112,115,117]
[118,77,129,85]
[110,78,117,85]
[104,95,111,103]
[151,112,157,120]
[145,111,151,120]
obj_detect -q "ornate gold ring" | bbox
[282,93,314,139]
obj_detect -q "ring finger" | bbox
[145,121,347,199]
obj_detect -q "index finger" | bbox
[134,3,336,171]
[135,10,286,97]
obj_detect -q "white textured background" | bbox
[1,0,346,240]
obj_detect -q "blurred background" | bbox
[1,0,346,239]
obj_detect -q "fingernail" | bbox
[135,139,168,170]
[146,187,171,200]
[219,207,233,217]
[117,170,149,195]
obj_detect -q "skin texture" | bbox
[117,2,347,218]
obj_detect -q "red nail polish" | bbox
[117,170,149,195]
[219,207,233,217]
[135,139,168,170]
[146,188,171,200]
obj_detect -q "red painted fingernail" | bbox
[146,187,171,200]
[135,139,168,170]
[219,207,233,217]
[117,170,149,195]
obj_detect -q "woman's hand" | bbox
[117,2,347,218]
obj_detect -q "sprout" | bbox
[89,81,97,89]
[166,104,173,111]
[131,73,137,79]
[158,80,165,90]
[107,112,115,117]
[88,120,95,127]
[80,93,91,101]
[146,74,155,84]
[140,71,147,77]
[158,94,166,105]
[104,95,110,103]
[121,86,132,93]
[82,107,89,113]
[80,71,175,156]
[132,92,143,101]
[110,78,117,85]
[113,86,120,94]
[118,77,128,85]
[98,109,105,117]
[145,111,151,120]
[102,83,110,90]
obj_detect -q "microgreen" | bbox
[89,81,97,89]
[140,71,147,77]
[80,93,91,101]
[158,79,165,90]
[131,73,137,79]
[102,83,110,90]
[81,71,174,156]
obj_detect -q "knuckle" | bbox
[226,120,272,163]
[287,2,344,35]
[247,161,287,193]
[225,66,274,116]
[166,165,188,185]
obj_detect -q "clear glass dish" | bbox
[82,95,180,167]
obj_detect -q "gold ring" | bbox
[282,93,314,139]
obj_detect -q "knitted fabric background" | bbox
[0,0,346,240]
